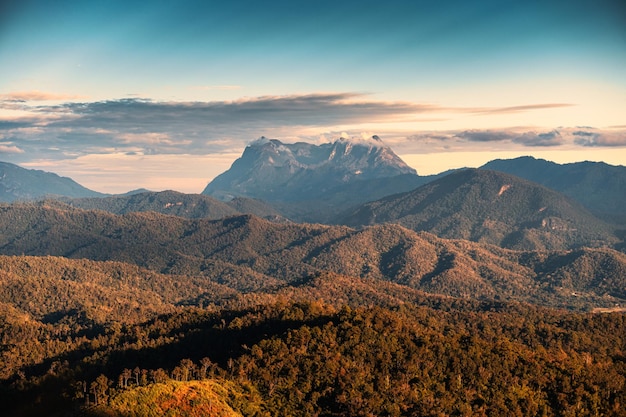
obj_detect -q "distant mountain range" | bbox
[3,138,625,226]
[0,161,104,201]
[61,190,285,221]
[481,156,626,224]
[336,169,619,251]
[1,137,625,231]
[202,136,442,222]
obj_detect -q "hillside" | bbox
[63,190,240,219]
[0,202,624,310]
[0,204,625,416]
[336,169,620,251]
[2,300,625,417]
[481,156,626,224]
[0,161,104,202]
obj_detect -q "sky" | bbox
[1,0,625,193]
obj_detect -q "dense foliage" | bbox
[337,169,620,251]
[0,205,625,311]
[1,299,625,416]
[0,196,625,416]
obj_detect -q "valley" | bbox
[0,137,625,416]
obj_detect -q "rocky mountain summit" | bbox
[202,135,417,202]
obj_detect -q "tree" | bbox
[90,374,110,406]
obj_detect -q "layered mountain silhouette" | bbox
[335,169,619,251]
[0,203,624,310]
[201,136,445,222]
[481,156,626,224]
[62,190,285,221]
[0,161,104,202]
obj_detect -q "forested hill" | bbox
[335,169,620,251]
[60,190,287,221]
[481,156,626,224]
[1,202,625,310]
[2,296,625,416]
[0,203,625,416]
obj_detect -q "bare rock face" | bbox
[202,135,416,202]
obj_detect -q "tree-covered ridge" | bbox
[2,301,624,416]
[336,169,620,251]
[0,204,625,310]
[61,190,241,219]
[482,156,626,225]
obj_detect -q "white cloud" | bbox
[0,143,24,154]
[0,91,87,101]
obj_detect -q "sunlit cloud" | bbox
[513,130,564,147]
[572,129,626,147]
[455,130,516,142]
[0,92,623,192]
[405,127,626,153]
[0,143,24,154]
[472,103,575,115]
[0,91,87,102]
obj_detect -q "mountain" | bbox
[62,191,287,221]
[0,202,624,310]
[0,161,104,201]
[481,156,626,224]
[201,136,443,222]
[202,136,417,202]
[335,169,620,251]
[63,190,240,219]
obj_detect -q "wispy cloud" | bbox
[0,93,443,160]
[513,130,564,147]
[455,130,516,142]
[0,91,87,102]
[405,127,624,153]
[573,129,626,147]
[471,103,574,114]
[0,92,620,169]
[0,142,24,154]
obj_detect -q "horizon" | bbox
[1,0,625,193]
[3,138,626,195]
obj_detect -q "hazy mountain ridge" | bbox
[0,161,104,202]
[61,190,239,218]
[0,203,624,310]
[336,169,620,251]
[481,156,626,224]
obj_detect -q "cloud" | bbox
[573,129,626,147]
[0,93,622,171]
[513,130,564,147]
[0,143,24,154]
[47,93,432,128]
[472,103,574,114]
[404,127,625,152]
[0,91,87,102]
[455,130,516,142]
[0,93,446,160]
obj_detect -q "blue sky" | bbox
[1,0,625,192]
